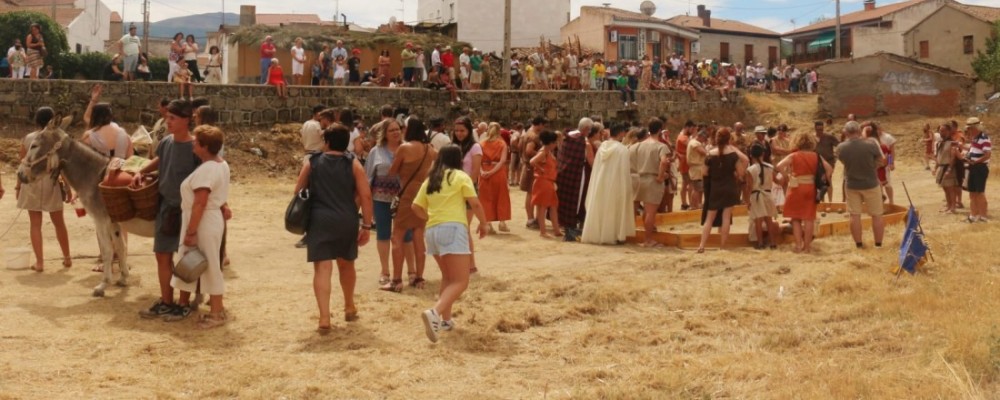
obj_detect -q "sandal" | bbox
[378,274,391,286]
[379,279,403,293]
[498,223,510,233]
[409,277,426,289]
[345,306,359,322]
[197,311,227,330]
[317,326,332,335]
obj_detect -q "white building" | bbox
[1,0,114,54]
[417,0,571,53]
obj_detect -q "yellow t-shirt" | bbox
[525,65,535,81]
[413,169,477,229]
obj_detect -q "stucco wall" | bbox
[0,80,753,134]
[816,54,975,118]
[66,0,113,53]
[852,0,946,58]
[561,12,610,55]
[694,32,781,67]
[417,0,570,53]
[903,5,993,76]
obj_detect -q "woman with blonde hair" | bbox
[776,131,832,253]
[478,122,512,233]
[364,119,415,286]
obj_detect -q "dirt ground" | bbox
[1,95,999,399]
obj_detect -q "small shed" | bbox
[816,52,976,118]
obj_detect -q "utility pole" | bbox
[834,0,841,59]
[502,0,511,89]
[122,0,126,34]
[50,0,56,19]
[142,0,150,53]
[334,0,339,21]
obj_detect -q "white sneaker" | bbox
[422,309,441,343]
[441,319,455,332]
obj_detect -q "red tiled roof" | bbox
[785,0,926,35]
[666,15,780,36]
[256,13,322,26]
[954,4,1000,22]
[9,0,75,5]
[0,6,83,27]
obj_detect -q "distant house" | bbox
[903,3,1000,76]
[784,0,951,65]
[418,0,570,54]
[561,5,698,62]
[666,5,782,68]
[0,0,114,54]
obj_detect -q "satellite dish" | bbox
[640,1,656,16]
[389,16,397,24]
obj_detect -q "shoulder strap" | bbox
[399,145,429,194]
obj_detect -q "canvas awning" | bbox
[807,31,836,52]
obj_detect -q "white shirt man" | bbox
[118,26,141,80]
[431,46,442,70]
[331,41,348,61]
[459,48,471,82]
[300,107,326,153]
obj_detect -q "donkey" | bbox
[17,115,155,297]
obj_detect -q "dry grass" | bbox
[1,95,999,398]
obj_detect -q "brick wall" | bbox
[0,80,753,133]
[816,53,976,118]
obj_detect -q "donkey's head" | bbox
[17,113,73,184]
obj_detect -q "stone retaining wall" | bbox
[0,80,753,132]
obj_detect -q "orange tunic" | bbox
[531,153,558,208]
[783,151,818,221]
[479,139,512,222]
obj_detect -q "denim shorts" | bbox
[425,222,471,256]
[374,200,413,242]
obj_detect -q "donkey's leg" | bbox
[111,223,129,287]
[92,219,117,297]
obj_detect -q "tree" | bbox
[972,21,1000,91]
[0,11,70,68]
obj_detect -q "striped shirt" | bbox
[969,132,991,164]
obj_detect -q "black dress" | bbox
[306,153,359,262]
[706,152,741,211]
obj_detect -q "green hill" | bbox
[128,12,239,42]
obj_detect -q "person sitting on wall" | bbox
[105,54,125,82]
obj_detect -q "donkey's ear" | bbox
[47,113,62,130]
[60,115,73,130]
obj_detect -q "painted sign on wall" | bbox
[882,71,940,96]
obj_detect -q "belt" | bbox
[787,175,814,188]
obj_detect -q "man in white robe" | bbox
[581,124,635,244]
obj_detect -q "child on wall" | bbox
[174,60,194,99]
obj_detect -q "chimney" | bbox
[240,5,256,27]
[697,4,706,18]
[704,10,711,27]
[863,0,876,11]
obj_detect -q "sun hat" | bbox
[966,117,981,126]
[754,126,767,134]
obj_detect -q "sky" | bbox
[128,0,996,35]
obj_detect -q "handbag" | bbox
[284,188,311,235]
[390,145,429,218]
[173,248,208,283]
[814,153,829,204]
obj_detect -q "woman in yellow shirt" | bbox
[412,145,488,343]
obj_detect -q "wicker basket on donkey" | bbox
[98,178,159,223]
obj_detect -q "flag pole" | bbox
[901,181,934,262]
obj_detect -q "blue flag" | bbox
[898,206,927,274]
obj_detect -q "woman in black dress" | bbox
[294,123,374,334]
[697,128,748,252]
